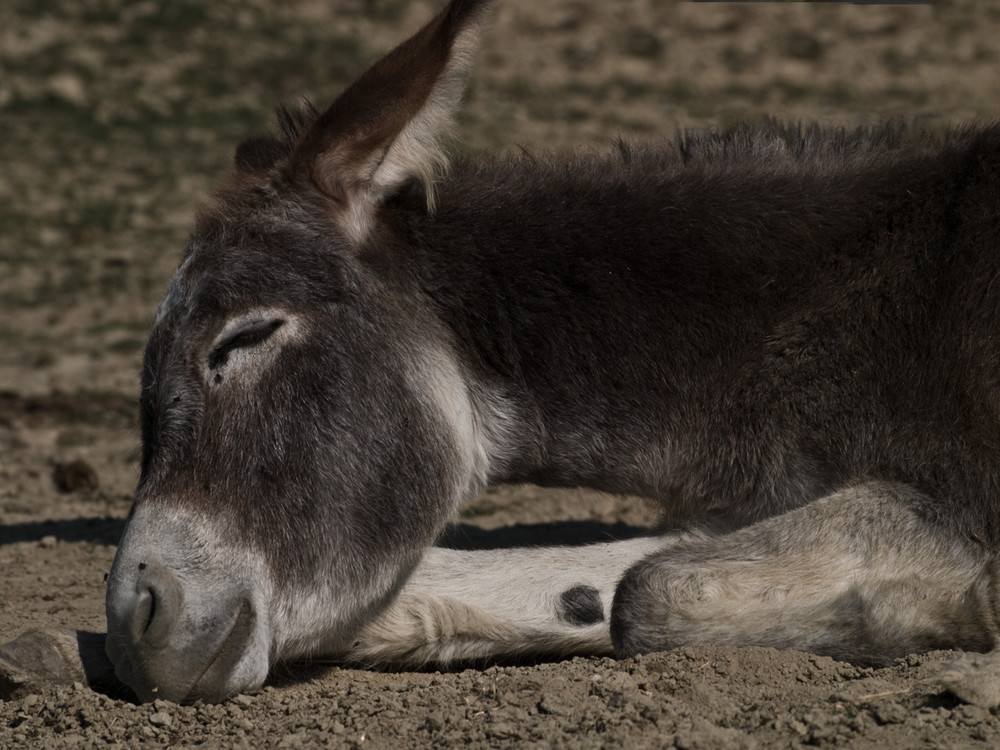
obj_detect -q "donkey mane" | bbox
[233,100,990,180]
[233,103,322,174]
[672,118,978,163]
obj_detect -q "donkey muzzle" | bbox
[104,509,270,703]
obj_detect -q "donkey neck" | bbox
[392,149,906,508]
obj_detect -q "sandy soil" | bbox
[3,0,1000,746]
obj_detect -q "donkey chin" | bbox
[104,505,274,703]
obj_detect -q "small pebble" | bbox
[149,712,172,728]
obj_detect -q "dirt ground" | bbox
[3,0,1000,747]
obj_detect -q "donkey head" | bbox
[105,0,494,703]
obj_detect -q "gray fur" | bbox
[104,0,1000,704]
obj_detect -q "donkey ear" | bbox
[288,0,492,245]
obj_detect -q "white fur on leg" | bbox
[340,534,697,666]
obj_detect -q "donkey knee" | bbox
[610,556,686,658]
[611,552,758,658]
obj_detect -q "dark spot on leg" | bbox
[558,585,604,626]
[214,373,223,384]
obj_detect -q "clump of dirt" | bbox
[52,460,99,494]
[4,0,1000,747]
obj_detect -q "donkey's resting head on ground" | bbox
[105,0,496,703]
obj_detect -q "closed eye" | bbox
[208,318,284,370]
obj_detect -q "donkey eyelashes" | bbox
[204,312,299,389]
[208,318,285,371]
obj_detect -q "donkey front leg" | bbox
[611,482,1000,665]
[342,533,702,667]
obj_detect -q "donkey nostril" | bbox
[128,564,184,648]
[143,588,157,635]
[132,589,155,639]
